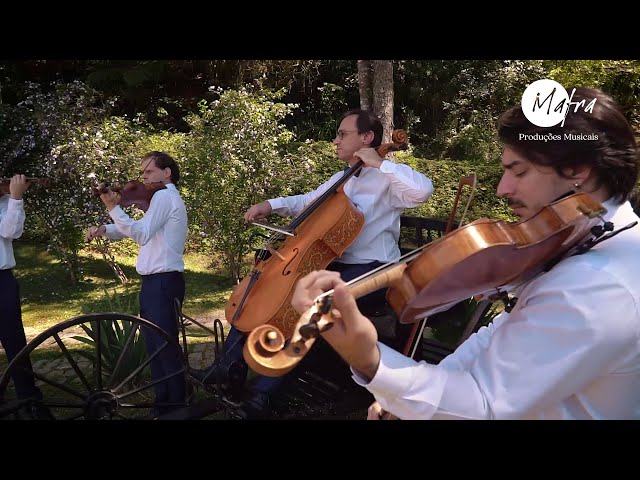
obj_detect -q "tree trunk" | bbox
[357,60,373,111]
[357,60,395,156]
[373,60,394,146]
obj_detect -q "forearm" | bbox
[268,175,336,217]
[103,223,127,240]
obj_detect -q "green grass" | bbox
[13,240,235,333]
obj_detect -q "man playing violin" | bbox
[205,109,434,418]
[0,174,53,419]
[292,87,640,420]
[86,151,188,419]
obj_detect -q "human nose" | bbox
[496,173,512,198]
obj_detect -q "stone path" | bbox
[1,310,230,384]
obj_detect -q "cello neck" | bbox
[289,160,363,229]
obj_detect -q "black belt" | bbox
[141,271,183,278]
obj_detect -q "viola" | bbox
[225,129,409,340]
[92,180,166,212]
[0,177,49,195]
[242,192,607,377]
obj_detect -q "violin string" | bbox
[314,244,429,301]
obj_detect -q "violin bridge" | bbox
[265,243,286,261]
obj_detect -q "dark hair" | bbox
[142,151,180,185]
[498,87,639,202]
[340,109,383,148]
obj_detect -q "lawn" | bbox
[13,240,235,333]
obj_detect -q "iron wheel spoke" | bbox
[53,333,93,392]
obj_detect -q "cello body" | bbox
[226,129,408,339]
[226,188,364,338]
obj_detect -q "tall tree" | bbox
[357,60,394,144]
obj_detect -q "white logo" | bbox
[521,79,596,128]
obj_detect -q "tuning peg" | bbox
[299,322,320,340]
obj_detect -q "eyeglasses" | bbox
[335,129,360,140]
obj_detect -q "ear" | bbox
[164,167,172,180]
[362,131,374,146]
[561,164,592,184]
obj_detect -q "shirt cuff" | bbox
[267,198,285,211]
[103,223,120,237]
[7,198,24,209]
[351,342,414,386]
[352,342,448,420]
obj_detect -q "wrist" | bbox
[354,345,381,382]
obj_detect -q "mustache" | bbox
[507,198,525,208]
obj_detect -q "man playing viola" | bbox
[0,174,52,419]
[86,151,188,419]
[292,87,640,420]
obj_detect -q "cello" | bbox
[242,192,610,377]
[225,129,409,340]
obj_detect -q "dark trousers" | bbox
[222,260,387,395]
[139,271,186,412]
[0,269,40,400]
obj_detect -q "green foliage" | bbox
[545,60,640,126]
[442,109,501,163]
[0,81,117,283]
[0,79,188,284]
[280,140,344,194]
[394,60,547,159]
[395,151,514,223]
[72,319,148,388]
[84,285,139,315]
[181,87,298,282]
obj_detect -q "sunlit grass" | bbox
[13,241,235,333]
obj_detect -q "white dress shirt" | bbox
[0,195,25,270]
[354,199,640,419]
[104,183,187,275]
[268,160,433,264]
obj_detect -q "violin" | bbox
[242,192,607,377]
[0,177,49,195]
[92,180,166,212]
[225,130,409,340]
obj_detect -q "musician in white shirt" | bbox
[86,151,188,417]
[211,109,434,418]
[0,174,51,419]
[292,87,640,420]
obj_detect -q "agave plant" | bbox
[72,319,149,389]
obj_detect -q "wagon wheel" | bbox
[0,313,189,420]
